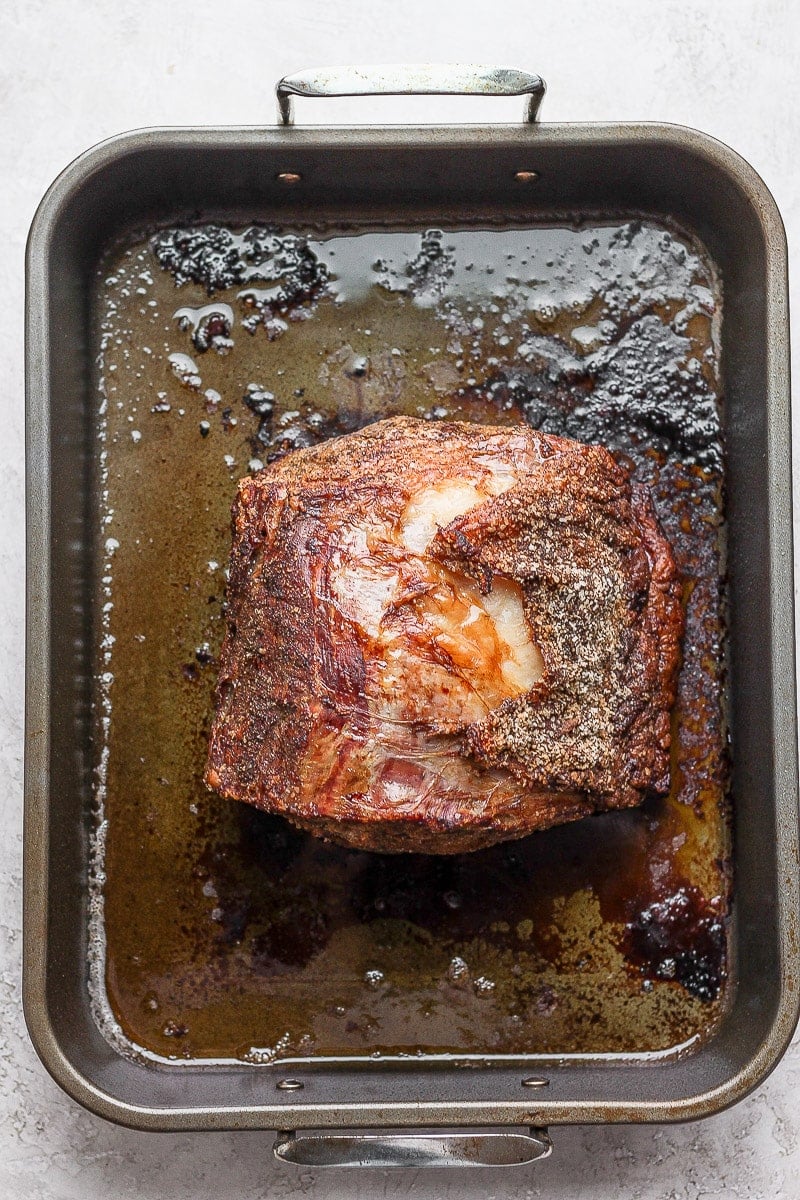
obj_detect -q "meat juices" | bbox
[206,417,683,853]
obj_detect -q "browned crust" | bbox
[285,791,597,855]
[205,416,684,853]
[432,459,682,804]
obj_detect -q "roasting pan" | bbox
[24,66,799,1167]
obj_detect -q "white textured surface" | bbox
[3,0,800,1194]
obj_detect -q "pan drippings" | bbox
[91,219,729,1062]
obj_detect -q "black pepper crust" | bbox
[205,416,684,853]
[433,465,680,800]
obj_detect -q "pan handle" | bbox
[273,1127,552,1168]
[276,64,546,126]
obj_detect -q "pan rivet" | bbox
[277,1078,304,1091]
[276,172,302,185]
[514,170,539,183]
[521,1076,549,1088]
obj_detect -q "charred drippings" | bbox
[152,226,243,292]
[404,228,455,296]
[152,224,330,307]
[454,318,720,473]
[623,886,727,1002]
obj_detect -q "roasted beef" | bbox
[205,416,683,853]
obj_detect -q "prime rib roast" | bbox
[205,416,683,854]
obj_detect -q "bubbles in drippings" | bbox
[571,326,604,350]
[344,353,369,378]
[351,221,716,327]
[446,956,471,989]
[587,316,720,469]
[238,1030,316,1064]
[151,393,171,414]
[168,352,202,390]
[266,424,316,458]
[243,222,720,471]
[162,1019,188,1039]
[174,303,235,354]
[152,226,241,292]
[453,312,721,472]
[364,969,385,989]
[242,384,275,449]
[152,225,330,314]
[243,384,275,416]
[195,642,213,665]
[264,316,289,340]
[403,229,456,305]
[150,220,723,474]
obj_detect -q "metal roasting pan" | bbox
[24,66,800,1168]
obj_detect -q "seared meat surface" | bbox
[206,417,683,853]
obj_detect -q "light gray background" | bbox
[3,1,800,1195]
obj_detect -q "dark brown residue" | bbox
[93,221,730,1062]
[623,886,726,1002]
